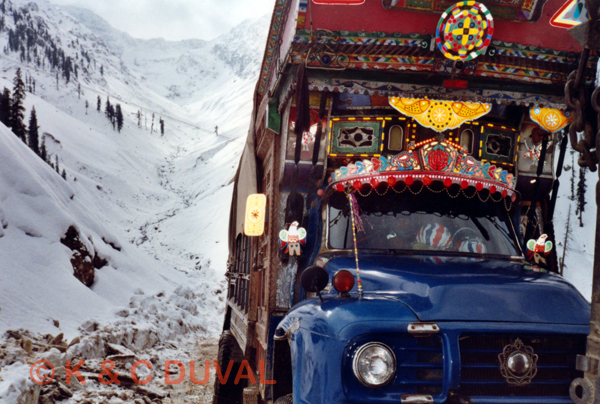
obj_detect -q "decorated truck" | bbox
[214,0,597,403]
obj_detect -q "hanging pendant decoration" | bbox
[436,1,494,61]
[389,97,492,132]
[529,107,574,133]
[526,234,553,265]
[279,221,307,256]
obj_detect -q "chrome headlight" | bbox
[352,342,396,387]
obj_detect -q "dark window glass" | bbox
[328,190,520,257]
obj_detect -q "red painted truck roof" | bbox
[303,0,581,52]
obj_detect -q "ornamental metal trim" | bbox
[498,338,539,385]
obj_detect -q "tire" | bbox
[213,331,244,404]
[274,394,293,404]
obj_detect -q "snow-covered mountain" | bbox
[0,0,269,401]
[62,5,269,103]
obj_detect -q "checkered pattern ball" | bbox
[436,1,494,61]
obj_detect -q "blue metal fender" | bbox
[276,297,419,404]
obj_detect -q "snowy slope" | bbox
[554,152,597,300]
[0,0,266,362]
[0,0,270,400]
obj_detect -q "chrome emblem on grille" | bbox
[498,338,538,385]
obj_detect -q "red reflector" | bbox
[333,270,355,294]
[443,79,468,88]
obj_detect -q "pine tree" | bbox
[559,206,573,275]
[105,96,112,121]
[160,118,164,136]
[107,104,115,128]
[150,113,155,134]
[55,155,60,174]
[97,95,101,111]
[137,110,141,128]
[569,153,575,201]
[0,87,10,127]
[40,136,47,163]
[27,107,39,155]
[100,65,104,76]
[61,168,66,180]
[11,68,26,142]
[115,104,123,132]
[85,100,89,115]
[77,83,81,99]
[577,166,587,227]
[63,57,72,83]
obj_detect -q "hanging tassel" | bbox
[347,192,364,296]
[349,192,364,233]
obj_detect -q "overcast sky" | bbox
[47,0,276,41]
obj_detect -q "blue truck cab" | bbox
[275,141,591,403]
[215,1,596,403]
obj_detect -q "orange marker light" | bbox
[333,270,355,294]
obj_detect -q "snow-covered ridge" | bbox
[61,5,270,103]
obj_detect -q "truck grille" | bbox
[396,335,444,395]
[458,334,585,397]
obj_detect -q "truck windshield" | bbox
[327,190,521,257]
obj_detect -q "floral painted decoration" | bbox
[329,138,516,197]
[529,107,574,133]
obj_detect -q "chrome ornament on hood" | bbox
[498,338,538,385]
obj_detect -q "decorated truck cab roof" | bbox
[328,137,516,196]
[323,137,521,259]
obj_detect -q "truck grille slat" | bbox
[462,363,573,369]
[394,335,444,396]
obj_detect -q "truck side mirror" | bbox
[300,266,329,296]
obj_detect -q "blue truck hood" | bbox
[323,254,590,325]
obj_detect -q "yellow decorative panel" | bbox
[389,97,492,132]
[244,194,267,237]
[529,107,574,133]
